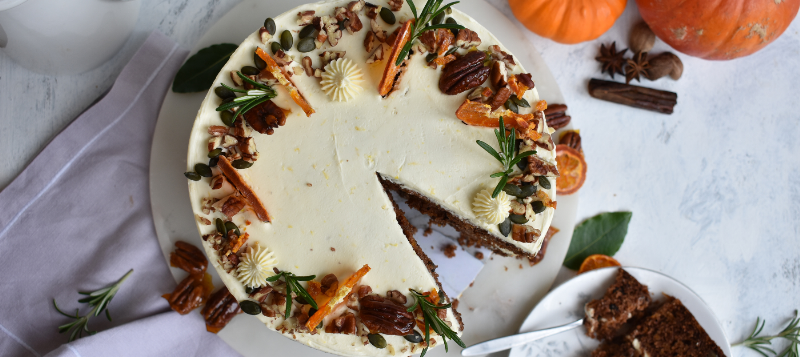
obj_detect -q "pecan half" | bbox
[387,0,403,11]
[543,104,570,130]
[559,130,581,151]
[164,274,208,315]
[218,195,246,220]
[527,155,560,177]
[359,295,414,335]
[202,287,242,333]
[455,28,481,49]
[244,100,287,135]
[170,241,208,275]
[489,87,513,111]
[439,51,490,95]
[386,290,407,305]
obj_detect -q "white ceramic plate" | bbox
[507,267,732,357]
[148,1,578,356]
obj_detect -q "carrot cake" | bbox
[184,0,559,355]
[585,268,651,340]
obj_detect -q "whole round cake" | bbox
[186,0,559,355]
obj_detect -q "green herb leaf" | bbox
[172,43,238,93]
[408,289,465,357]
[394,0,465,66]
[53,269,133,342]
[563,212,631,270]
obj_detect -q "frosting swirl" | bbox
[472,188,511,225]
[235,243,277,288]
[320,58,364,102]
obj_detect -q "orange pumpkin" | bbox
[636,0,800,60]
[508,0,627,44]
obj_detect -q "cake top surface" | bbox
[186,0,557,355]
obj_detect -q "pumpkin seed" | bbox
[432,12,445,25]
[280,30,293,50]
[445,7,453,15]
[214,86,235,100]
[245,286,255,294]
[379,7,395,24]
[509,214,528,224]
[221,97,234,105]
[208,157,219,167]
[195,163,213,177]
[511,94,531,108]
[225,221,240,236]
[444,46,458,56]
[297,37,316,53]
[538,176,551,189]
[215,218,225,235]
[232,159,253,169]
[270,41,282,54]
[184,172,201,181]
[520,183,537,197]
[240,300,262,315]
[404,330,423,343]
[299,25,318,39]
[498,217,512,236]
[505,99,519,114]
[503,184,523,197]
[446,17,459,36]
[426,53,438,63]
[264,17,276,35]
[368,334,387,349]
[208,148,222,159]
[254,51,267,70]
[220,110,235,127]
[295,296,310,305]
[241,66,259,76]
[531,201,546,214]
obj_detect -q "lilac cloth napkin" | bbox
[0,32,240,357]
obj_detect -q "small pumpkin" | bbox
[508,0,627,44]
[636,0,800,60]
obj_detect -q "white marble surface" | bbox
[2,0,798,355]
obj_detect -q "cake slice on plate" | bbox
[584,268,651,340]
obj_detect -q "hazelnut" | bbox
[630,22,656,54]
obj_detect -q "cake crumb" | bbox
[469,282,473,287]
[330,247,336,252]
[307,183,312,187]
[423,227,433,236]
[504,266,508,271]
[474,252,484,260]
[519,264,523,269]
[443,244,457,258]
[452,299,459,310]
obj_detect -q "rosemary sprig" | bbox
[53,269,133,342]
[215,71,277,124]
[395,0,466,66]
[407,289,465,357]
[476,116,535,198]
[733,311,800,357]
[266,270,318,319]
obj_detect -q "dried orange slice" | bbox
[378,20,413,96]
[555,144,586,195]
[306,264,371,332]
[255,47,315,117]
[578,254,621,274]
[455,100,542,141]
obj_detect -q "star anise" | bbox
[625,51,651,84]
[595,42,627,79]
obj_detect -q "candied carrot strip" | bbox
[306,264,371,332]
[378,20,413,97]
[217,156,272,222]
[455,100,543,141]
[508,75,529,98]
[255,47,315,117]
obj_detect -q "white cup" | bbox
[0,0,141,75]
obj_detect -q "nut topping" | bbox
[202,287,243,333]
[302,56,314,76]
[439,51,490,95]
[387,0,403,11]
[455,28,481,49]
[488,87,512,111]
[170,241,208,275]
[258,27,273,44]
[244,100,287,135]
[163,274,208,315]
[297,10,316,26]
[543,103,570,130]
[490,61,507,88]
[359,295,415,335]
[559,130,581,152]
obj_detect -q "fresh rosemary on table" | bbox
[266,270,318,319]
[407,289,465,357]
[52,269,133,342]
[476,116,536,198]
[394,0,466,66]
[734,311,800,357]
[215,71,277,124]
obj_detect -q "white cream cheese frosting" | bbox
[320,58,364,102]
[236,244,277,288]
[187,0,557,355]
[472,189,511,225]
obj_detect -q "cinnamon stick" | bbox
[588,78,677,114]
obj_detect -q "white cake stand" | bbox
[149,1,579,356]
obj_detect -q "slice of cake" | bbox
[185,0,560,355]
[584,268,651,340]
[593,296,726,357]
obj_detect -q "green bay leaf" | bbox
[563,211,632,270]
[172,43,238,93]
